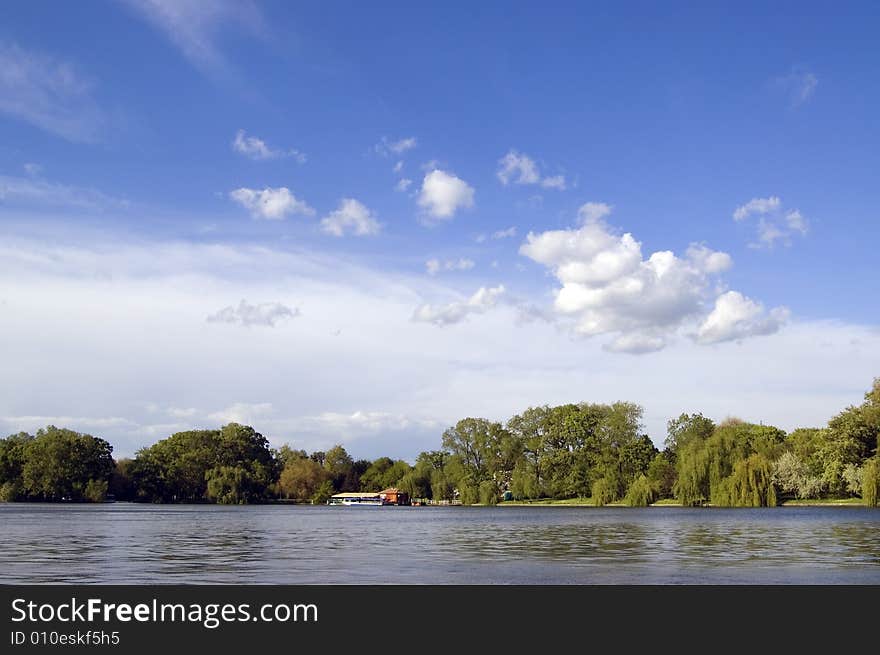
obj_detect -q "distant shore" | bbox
[495,497,871,507]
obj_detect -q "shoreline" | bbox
[495,498,870,508]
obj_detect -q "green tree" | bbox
[591,477,615,506]
[20,426,114,501]
[478,480,499,505]
[359,457,412,491]
[665,413,715,461]
[862,458,880,507]
[818,382,880,495]
[442,418,511,503]
[712,453,777,507]
[623,474,654,506]
[279,457,329,502]
[646,452,676,499]
[0,432,32,501]
[84,478,109,503]
[324,444,358,492]
[205,465,263,504]
[311,480,335,505]
[507,406,551,499]
[130,423,278,503]
[108,458,136,501]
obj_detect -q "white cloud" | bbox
[774,69,818,107]
[305,411,420,434]
[417,169,475,220]
[496,149,566,190]
[393,161,404,173]
[497,150,540,185]
[229,186,314,220]
[208,402,274,425]
[207,299,299,326]
[604,333,668,355]
[0,42,105,142]
[685,243,733,274]
[375,136,417,157]
[697,291,790,345]
[120,0,265,75]
[0,174,128,211]
[520,207,784,352]
[733,196,809,248]
[492,226,517,240]
[395,178,412,192]
[578,202,613,224]
[320,198,381,237]
[733,196,781,221]
[0,415,138,431]
[541,175,567,190]
[425,258,475,275]
[412,285,505,326]
[23,163,42,177]
[785,209,809,235]
[232,129,305,162]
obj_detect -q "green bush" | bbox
[83,479,108,503]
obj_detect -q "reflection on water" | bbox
[1,504,879,584]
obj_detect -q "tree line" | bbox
[1,379,878,507]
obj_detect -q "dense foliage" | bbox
[0,426,113,501]
[2,379,878,506]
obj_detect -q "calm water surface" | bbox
[2,504,879,584]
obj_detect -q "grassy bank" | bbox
[779,497,866,506]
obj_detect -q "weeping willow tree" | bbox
[673,442,710,506]
[591,477,615,506]
[711,453,778,507]
[863,459,880,507]
[623,474,654,507]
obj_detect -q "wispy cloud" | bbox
[229,186,314,220]
[232,129,306,163]
[207,402,275,424]
[207,300,299,327]
[120,0,266,76]
[425,258,475,275]
[773,68,818,107]
[375,136,417,157]
[475,226,517,243]
[412,285,505,326]
[0,42,106,142]
[732,196,809,248]
[497,150,566,191]
[0,174,128,212]
[492,226,517,240]
[577,202,612,224]
[733,196,781,221]
[320,198,381,237]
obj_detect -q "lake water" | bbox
[2,504,879,584]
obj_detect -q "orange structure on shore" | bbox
[378,488,410,505]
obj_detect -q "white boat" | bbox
[328,492,384,506]
[341,497,383,506]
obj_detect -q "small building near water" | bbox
[379,487,410,506]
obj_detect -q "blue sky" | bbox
[1,1,878,459]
